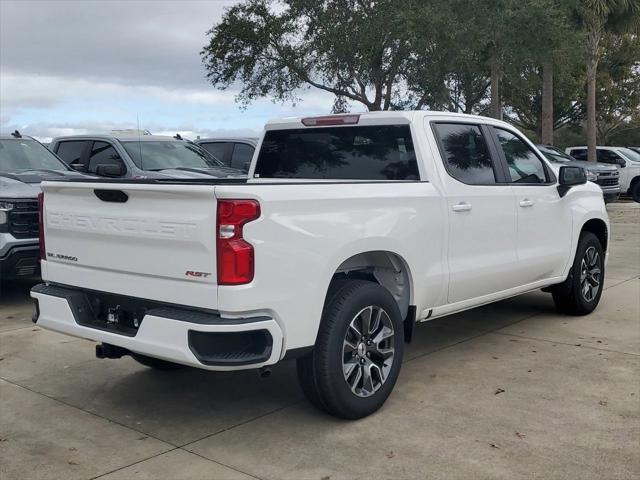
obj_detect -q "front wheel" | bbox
[552,232,604,315]
[296,280,404,419]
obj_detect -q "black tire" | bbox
[296,280,404,419]
[552,232,605,315]
[631,181,640,203]
[130,352,185,370]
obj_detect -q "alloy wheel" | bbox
[342,305,395,398]
[580,246,601,302]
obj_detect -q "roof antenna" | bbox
[174,133,183,140]
[137,114,144,170]
[11,130,22,138]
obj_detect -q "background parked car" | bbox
[565,146,640,202]
[0,132,87,280]
[537,145,620,202]
[195,137,257,172]
[49,134,245,179]
[628,147,640,155]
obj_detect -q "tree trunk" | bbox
[541,58,554,145]
[489,57,502,120]
[586,60,598,162]
[585,22,601,163]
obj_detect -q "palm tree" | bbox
[578,0,640,161]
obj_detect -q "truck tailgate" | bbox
[40,182,219,309]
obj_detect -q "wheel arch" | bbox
[580,218,608,252]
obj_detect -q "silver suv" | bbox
[537,145,620,202]
[49,134,244,179]
[0,132,86,280]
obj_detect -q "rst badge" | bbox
[185,270,211,279]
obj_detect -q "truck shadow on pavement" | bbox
[3,279,561,445]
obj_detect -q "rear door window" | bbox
[55,140,88,167]
[569,149,587,161]
[254,125,419,180]
[87,141,125,175]
[230,143,254,170]
[433,123,497,185]
[200,142,228,164]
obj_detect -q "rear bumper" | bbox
[31,283,283,371]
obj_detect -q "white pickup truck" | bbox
[32,111,609,419]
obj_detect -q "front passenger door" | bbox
[491,128,572,284]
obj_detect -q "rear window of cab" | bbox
[254,125,419,180]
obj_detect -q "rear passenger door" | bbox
[491,127,572,283]
[54,140,90,170]
[431,122,518,304]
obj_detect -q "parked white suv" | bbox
[32,112,609,418]
[565,146,640,202]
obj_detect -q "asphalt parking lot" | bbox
[0,203,638,480]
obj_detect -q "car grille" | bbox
[8,200,39,239]
[596,177,619,187]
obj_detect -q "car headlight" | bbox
[0,201,14,225]
[586,170,598,182]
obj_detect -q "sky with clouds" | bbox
[0,0,341,141]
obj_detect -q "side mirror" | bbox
[618,158,627,168]
[95,163,125,177]
[558,166,586,197]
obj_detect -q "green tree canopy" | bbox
[201,0,414,112]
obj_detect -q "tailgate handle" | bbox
[94,189,128,203]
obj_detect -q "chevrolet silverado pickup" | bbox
[32,111,609,419]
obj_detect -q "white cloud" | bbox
[0,0,350,142]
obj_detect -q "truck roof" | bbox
[265,110,512,130]
[196,137,258,144]
[50,134,182,143]
[0,134,37,140]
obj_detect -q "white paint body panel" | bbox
[34,111,609,370]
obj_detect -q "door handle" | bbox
[519,199,534,208]
[452,202,472,212]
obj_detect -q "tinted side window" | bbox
[255,125,419,180]
[494,128,548,184]
[230,143,254,170]
[433,123,496,185]
[200,142,228,164]
[597,150,623,164]
[570,149,588,161]
[55,141,87,166]
[88,141,124,174]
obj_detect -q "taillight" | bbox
[38,192,45,261]
[216,199,260,285]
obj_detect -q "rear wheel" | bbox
[130,352,185,370]
[296,280,404,419]
[552,232,604,315]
